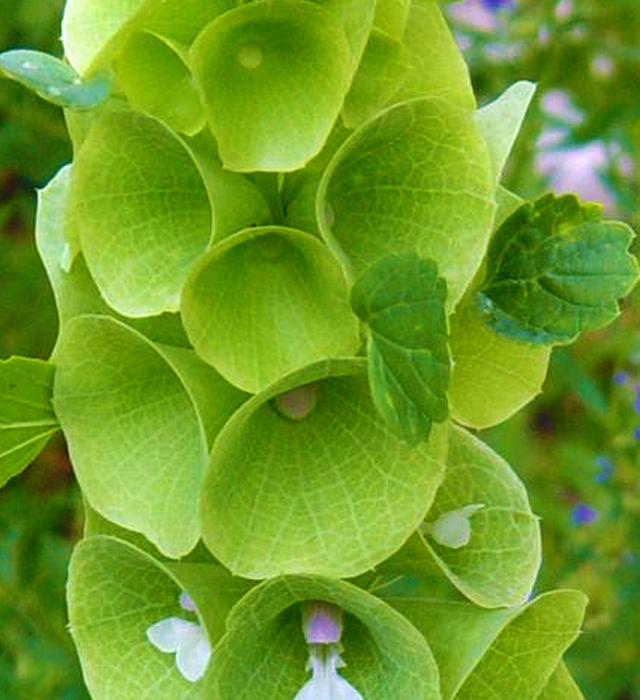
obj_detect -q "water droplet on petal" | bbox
[237,44,263,69]
[274,384,318,421]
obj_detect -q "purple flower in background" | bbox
[481,0,513,8]
[613,371,628,385]
[594,455,613,483]
[536,90,621,214]
[633,427,640,440]
[571,504,598,526]
[447,0,512,31]
[633,387,640,415]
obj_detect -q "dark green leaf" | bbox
[351,253,450,445]
[476,193,640,344]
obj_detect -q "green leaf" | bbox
[473,81,536,183]
[190,0,354,171]
[383,584,586,700]
[351,253,450,445]
[448,299,551,429]
[53,315,246,558]
[476,193,640,344]
[36,165,190,347]
[68,535,253,699]
[181,226,361,393]
[70,104,212,317]
[392,1,476,110]
[538,662,585,700]
[0,357,58,488]
[0,49,109,109]
[208,575,440,700]
[200,359,448,579]
[317,96,495,308]
[419,424,541,607]
[61,0,149,75]
[113,31,205,135]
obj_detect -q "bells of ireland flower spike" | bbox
[293,602,365,700]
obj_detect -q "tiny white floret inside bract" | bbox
[146,617,211,682]
[426,504,485,549]
[293,645,364,700]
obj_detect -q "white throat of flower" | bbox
[146,591,211,683]
[293,601,364,700]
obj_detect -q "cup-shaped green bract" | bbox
[384,582,587,700]
[208,575,441,700]
[143,0,234,45]
[36,164,190,347]
[420,424,541,607]
[61,0,148,75]
[113,31,205,135]
[448,299,551,429]
[68,535,253,700]
[181,226,361,393]
[190,0,353,172]
[200,359,448,579]
[317,96,495,308]
[70,105,212,317]
[53,315,246,558]
[391,0,475,109]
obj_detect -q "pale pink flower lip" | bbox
[303,601,342,644]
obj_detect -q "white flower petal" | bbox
[293,646,365,700]
[147,617,212,683]
[146,617,184,653]
[175,625,212,682]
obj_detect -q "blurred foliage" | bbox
[0,0,67,360]
[1,1,640,699]
[1,3,82,699]
[0,437,88,700]
[446,1,640,698]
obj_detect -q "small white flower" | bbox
[293,645,364,700]
[146,592,211,682]
[422,504,485,549]
[293,602,364,700]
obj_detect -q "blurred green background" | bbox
[0,1,639,698]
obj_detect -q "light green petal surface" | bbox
[68,535,252,699]
[114,32,205,134]
[201,360,448,579]
[36,165,189,347]
[191,0,354,171]
[70,105,212,317]
[420,424,541,607]
[448,300,551,429]
[53,315,245,557]
[317,96,495,308]
[61,0,149,74]
[474,81,536,183]
[181,226,360,393]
